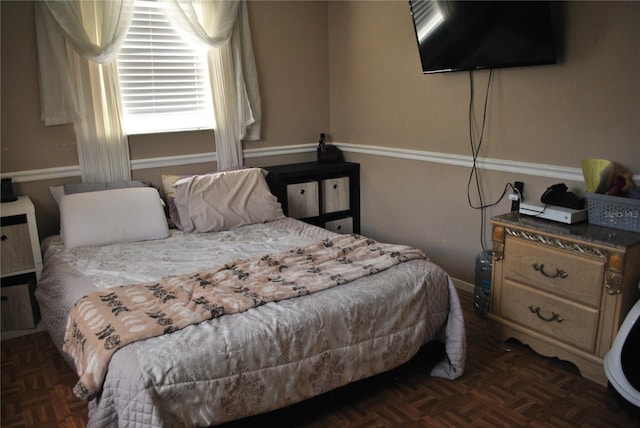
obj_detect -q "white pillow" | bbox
[173,168,284,233]
[59,187,169,248]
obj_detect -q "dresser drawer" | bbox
[322,177,350,213]
[286,181,319,219]
[503,236,604,307]
[501,280,599,352]
[1,217,35,275]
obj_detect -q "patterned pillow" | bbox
[161,174,192,230]
[50,181,151,205]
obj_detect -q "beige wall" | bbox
[1,1,638,284]
[329,1,639,166]
[328,1,639,281]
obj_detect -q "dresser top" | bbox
[0,196,34,218]
[263,161,359,176]
[493,212,640,250]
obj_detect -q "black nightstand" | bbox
[264,162,360,234]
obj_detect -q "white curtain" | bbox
[36,1,134,182]
[160,0,261,170]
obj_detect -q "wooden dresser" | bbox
[489,212,640,386]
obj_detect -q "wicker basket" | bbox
[586,192,640,233]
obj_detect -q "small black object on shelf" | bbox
[1,178,17,202]
[317,133,343,163]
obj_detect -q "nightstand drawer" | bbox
[286,181,319,219]
[1,274,38,331]
[322,177,350,213]
[501,280,599,352]
[1,216,35,275]
[325,217,353,234]
[504,236,604,307]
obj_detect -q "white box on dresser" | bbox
[321,177,350,214]
[489,212,640,386]
[286,181,319,219]
[324,217,353,234]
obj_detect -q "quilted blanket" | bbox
[63,233,426,400]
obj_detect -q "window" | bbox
[117,0,215,134]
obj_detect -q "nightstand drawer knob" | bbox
[1,235,6,241]
[532,262,568,279]
[529,305,564,323]
[1,295,7,301]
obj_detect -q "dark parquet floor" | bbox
[2,290,638,427]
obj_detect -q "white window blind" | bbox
[117,0,214,134]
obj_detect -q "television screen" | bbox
[408,0,557,74]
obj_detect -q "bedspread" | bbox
[65,234,426,400]
[36,218,465,427]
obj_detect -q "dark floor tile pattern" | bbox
[2,291,638,427]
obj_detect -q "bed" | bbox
[35,168,466,427]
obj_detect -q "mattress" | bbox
[35,217,465,427]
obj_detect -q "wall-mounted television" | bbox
[408,0,557,74]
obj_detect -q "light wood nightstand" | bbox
[489,212,640,386]
[1,196,43,334]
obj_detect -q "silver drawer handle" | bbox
[528,305,564,323]
[532,262,568,279]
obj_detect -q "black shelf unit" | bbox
[264,161,360,234]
